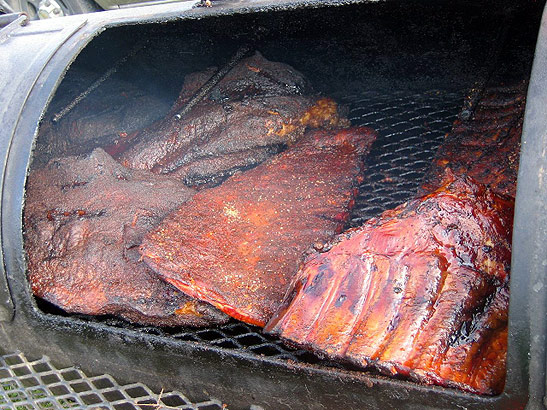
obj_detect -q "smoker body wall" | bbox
[0,1,545,408]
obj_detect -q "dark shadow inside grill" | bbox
[25,0,544,394]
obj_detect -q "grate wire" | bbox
[161,89,464,359]
[344,90,463,226]
[0,351,233,410]
[58,88,464,364]
[21,89,464,406]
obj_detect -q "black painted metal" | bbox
[0,0,545,409]
[0,11,85,323]
[509,11,547,408]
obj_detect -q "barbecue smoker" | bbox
[0,0,546,408]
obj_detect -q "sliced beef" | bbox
[421,83,525,198]
[24,148,228,327]
[265,173,512,395]
[115,52,349,183]
[140,127,377,327]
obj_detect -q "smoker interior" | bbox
[22,0,544,407]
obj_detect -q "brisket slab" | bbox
[140,127,377,327]
[265,173,512,394]
[25,149,228,327]
[34,71,170,167]
[115,52,349,184]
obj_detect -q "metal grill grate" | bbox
[345,90,464,226]
[163,89,464,359]
[71,88,464,363]
[0,351,233,410]
[24,89,464,406]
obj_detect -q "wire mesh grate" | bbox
[343,90,463,226]
[23,89,464,405]
[163,89,464,359]
[0,351,233,410]
[66,88,464,365]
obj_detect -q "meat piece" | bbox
[422,83,526,197]
[140,127,377,327]
[265,173,512,395]
[178,51,310,102]
[115,52,349,183]
[34,70,170,167]
[24,149,228,327]
[171,145,283,187]
[119,96,342,174]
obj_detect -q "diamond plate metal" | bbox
[0,351,230,410]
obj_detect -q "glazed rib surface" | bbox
[265,173,512,394]
[422,83,525,198]
[265,83,525,394]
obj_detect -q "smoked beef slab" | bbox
[140,127,377,327]
[25,149,228,327]
[116,52,349,184]
[265,173,512,395]
[34,71,170,167]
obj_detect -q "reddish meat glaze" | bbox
[266,172,513,395]
[140,127,377,326]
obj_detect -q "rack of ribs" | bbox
[140,127,377,327]
[114,52,349,185]
[265,83,526,394]
[421,83,525,198]
[24,148,228,327]
[265,173,513,394]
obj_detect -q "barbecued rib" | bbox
[264,83,526,394]
[140,127,377,327]
[24,148,228,327]
[421,83,526,198]
[115,52,349,183]
[265,172,512,394]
